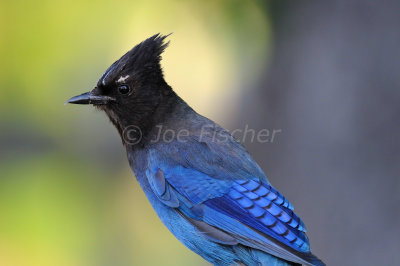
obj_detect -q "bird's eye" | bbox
[118,85,131,95]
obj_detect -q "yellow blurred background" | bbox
[0,1,270,265]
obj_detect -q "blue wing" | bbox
[145,130,321,265]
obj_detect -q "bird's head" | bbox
[67,34,175,139]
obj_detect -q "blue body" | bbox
[130,152,290,266]
[126,109,323,266]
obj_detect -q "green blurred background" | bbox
[0,1,269,265]
[2,0,400,265]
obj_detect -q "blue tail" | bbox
[230,245,325,266]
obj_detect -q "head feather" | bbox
[98,33,170,87]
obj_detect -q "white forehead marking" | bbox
[101,67,114,86]
[101,73,108,86]
[117,75,130,83]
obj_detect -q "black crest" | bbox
[98,33,170,87]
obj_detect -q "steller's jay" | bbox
[67,34,324,266]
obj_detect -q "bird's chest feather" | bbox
[127,149,182,232]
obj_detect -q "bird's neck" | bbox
[123,88,191,150]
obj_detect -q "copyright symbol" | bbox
[122,125,142,145]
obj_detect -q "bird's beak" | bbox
[65,91,115,105]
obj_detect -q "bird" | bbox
[66,34,325,266]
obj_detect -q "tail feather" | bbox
[232,245,294,266]
[299,252,325,266]
[250,248,296,266]
[232,245,325,266]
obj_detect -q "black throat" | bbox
[110,86,183,150]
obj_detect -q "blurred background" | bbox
[1,0,399,265]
